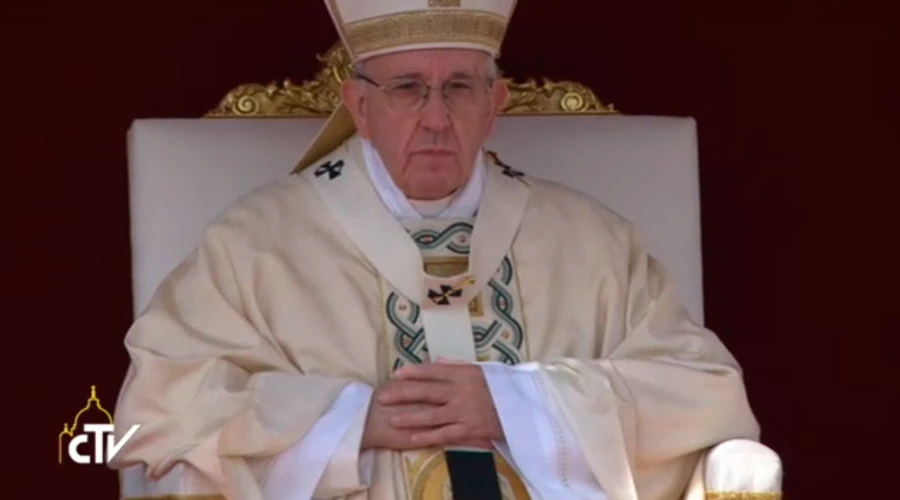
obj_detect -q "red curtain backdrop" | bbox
[3,2,896,498]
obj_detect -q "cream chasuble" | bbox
[111,135,761,500]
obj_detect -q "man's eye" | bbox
[447,81,475,91]
[392,82,422,92]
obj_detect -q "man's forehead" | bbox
[363,48,488,78]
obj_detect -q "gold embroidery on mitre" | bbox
[344,11,507,57]
[429,0,462,7]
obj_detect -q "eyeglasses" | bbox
[355,73,493,113]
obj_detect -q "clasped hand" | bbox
[361,359,503,451]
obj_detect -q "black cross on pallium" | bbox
[487,152,524,179]
[428,284,463,305]
[501,165,524,178]
[314,160,344,180]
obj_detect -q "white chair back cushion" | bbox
[127,115,704,323]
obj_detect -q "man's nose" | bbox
[419,90,452,131]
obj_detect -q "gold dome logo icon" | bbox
[58,386,140,465]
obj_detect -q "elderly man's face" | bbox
[343,49,508,200]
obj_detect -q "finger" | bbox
[390,404,456,429]
[378,380,450,405]
[393,362,451,381]
[411,423,467,448]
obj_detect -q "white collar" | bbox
[360,138,485,220]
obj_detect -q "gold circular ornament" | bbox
[409,451,532,499]
[560,91,586,112]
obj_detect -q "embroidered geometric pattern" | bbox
[410,221,472,253]
[385,219,527,371]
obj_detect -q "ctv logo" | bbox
[58,386,140,465]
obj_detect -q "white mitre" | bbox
[293,0,518,173]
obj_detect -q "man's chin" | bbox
[406,173,460,200]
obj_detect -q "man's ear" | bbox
[493,78,509,113]
[342,79,371,138]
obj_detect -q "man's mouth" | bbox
[412,149,454,156]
